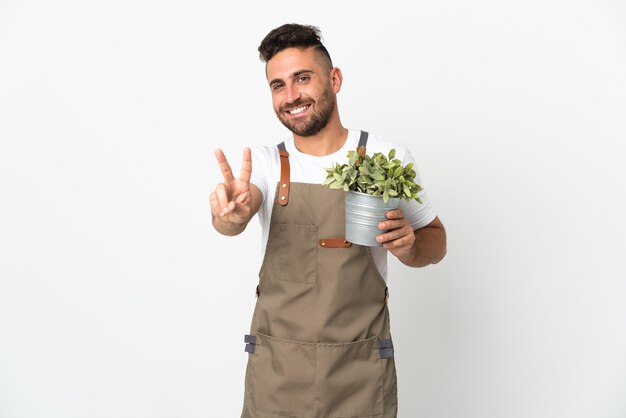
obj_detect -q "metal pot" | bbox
[345,190,400,247]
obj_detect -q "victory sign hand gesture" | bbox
[210,147,253,226]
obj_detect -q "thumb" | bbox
[236,191,250,205]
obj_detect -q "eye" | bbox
[271,83,284,91]
[296,75,311,83]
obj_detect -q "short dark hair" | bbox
[258,23,333,67]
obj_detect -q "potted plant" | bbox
[322,146,423,246]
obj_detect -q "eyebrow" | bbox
[269,69,314,87]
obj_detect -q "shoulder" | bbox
[250,143,279,164]
[250,134,295,163]
[249,142,284,198]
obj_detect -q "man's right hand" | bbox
[210,147,256,233]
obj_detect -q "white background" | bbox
[1,1,625,417]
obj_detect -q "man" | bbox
[210,23,446,418]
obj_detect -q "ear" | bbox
[330,67,343,93]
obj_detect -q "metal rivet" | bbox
[321,241,326,246]
[281,196,286,201]
[282,183,287,188]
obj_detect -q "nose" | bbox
[285,83,301,104]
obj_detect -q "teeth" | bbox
[288,105,308,114]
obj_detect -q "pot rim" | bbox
[346,189,401,201]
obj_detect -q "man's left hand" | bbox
[376,209,415,259]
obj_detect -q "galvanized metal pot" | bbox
[345,190,400,247]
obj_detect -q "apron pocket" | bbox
[251,332,316,417]
[276,223,317,284]
[316,336,384,417]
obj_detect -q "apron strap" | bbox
[358,130,369,149]
[276,142,290,206]
[244,334,257,353]
[277,131,367,207]
[378,338,394,358]
[357,130,369,153]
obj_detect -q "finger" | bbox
[383,233,414,249]
[239,147,252,183]
[215,183,230,214]
[378,219,405,230]
[209,192,221,215]
[214,149,235,183]
[377,223,412,243]
[386,209,405,219]
[226,200,236,214]
[236,191,250,205]
[380,226,415,246]
[377,230,401,244]
[228,200,251,224]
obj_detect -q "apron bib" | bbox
[240,132,398,418]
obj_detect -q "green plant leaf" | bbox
[361,175,373,184]
[371,172,385,181]
[348,152,359,166]
[323,145,424,204]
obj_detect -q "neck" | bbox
[293,117,348,157]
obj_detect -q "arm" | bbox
[377,214,447,268]
[210,147,264,236]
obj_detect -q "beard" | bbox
[275,87,336,137]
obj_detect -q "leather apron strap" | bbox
[277,142,290,206]
[276,131,369,207]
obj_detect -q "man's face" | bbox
[266,47,337,137]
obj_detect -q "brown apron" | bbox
[240,132,398,418]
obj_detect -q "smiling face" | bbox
[266,47,341,137]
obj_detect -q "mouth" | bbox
[284,104,311,116]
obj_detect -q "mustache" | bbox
[281,99,311,112]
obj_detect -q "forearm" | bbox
[397,223,447,268]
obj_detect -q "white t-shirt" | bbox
[250,128,436,281]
